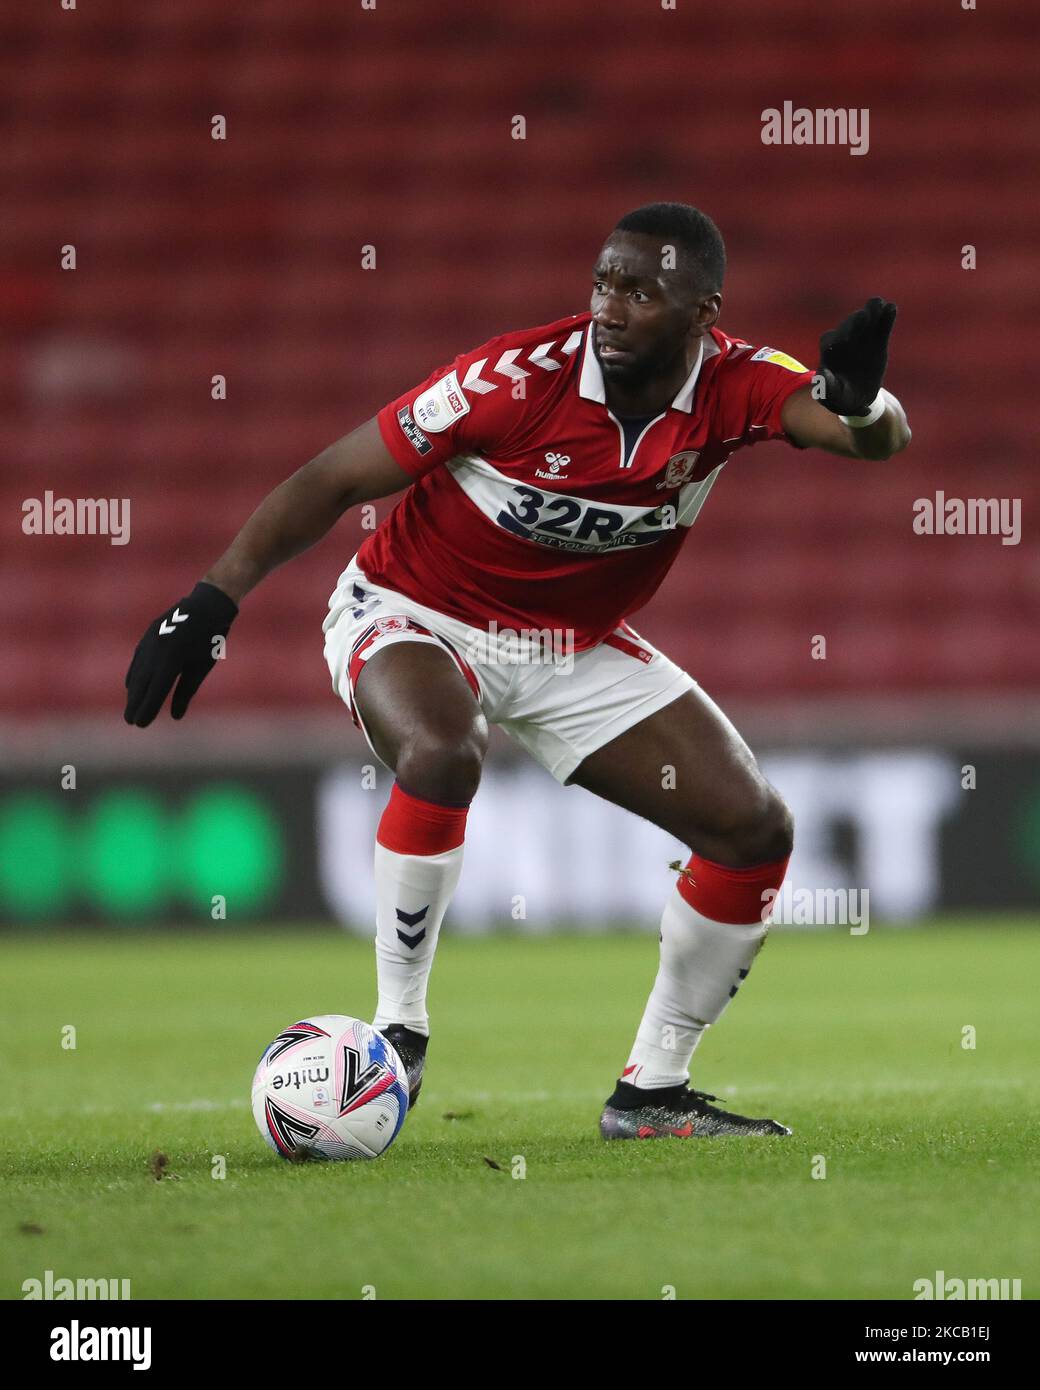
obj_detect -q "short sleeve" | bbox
[377,335,526,479]
[718,345,816,448]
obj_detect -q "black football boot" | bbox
[379,1024,429,1110]
[600,1078,791,1139]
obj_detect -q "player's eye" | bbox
[593,280,607,294]
[631,290,650,303]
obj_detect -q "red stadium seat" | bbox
[3,0,1036,715]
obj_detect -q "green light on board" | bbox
[178,784,282,913]
[0,794,69,915]
[81,790,168,914]
[0,784,283,919]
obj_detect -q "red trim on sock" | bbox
[376,781,470,855]
[675,853,790,925]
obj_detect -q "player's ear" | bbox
[694,292,722,331]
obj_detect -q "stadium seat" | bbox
[4,0,1036,714]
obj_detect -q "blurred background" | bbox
[2,0,1037,930]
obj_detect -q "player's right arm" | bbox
[202,417,413,605]
[123,417,413,727]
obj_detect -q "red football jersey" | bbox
[358,311,813,649]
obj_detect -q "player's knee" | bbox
[688,783,793,866]
[732,787,794,865]
[395,717,488,805]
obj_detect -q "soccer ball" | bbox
[251,1015,409,1161]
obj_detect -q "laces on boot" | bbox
[679,1088,721,1115]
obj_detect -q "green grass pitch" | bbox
[2,921,1037,1300]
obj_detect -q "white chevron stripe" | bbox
[461,358,497,394]
[492,348,530,379]
[559,329,582,356]
[528,341,562,371]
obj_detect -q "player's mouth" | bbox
[597,341,633,363]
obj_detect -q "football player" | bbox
[125,202,909,1139]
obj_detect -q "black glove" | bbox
[816,297,897,416]
[124,582,238,726]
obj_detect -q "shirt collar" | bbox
[578,325,720,414]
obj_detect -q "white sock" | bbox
[623,887,770,1089]
[371,841,463,1036]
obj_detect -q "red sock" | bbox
[376,781,471,856]
[675,853,790,925]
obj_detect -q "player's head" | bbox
[591,202,725,387]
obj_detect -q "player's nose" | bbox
[593,294,626,330]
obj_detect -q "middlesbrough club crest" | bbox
[658,451,700,490]
[375,615,410,634]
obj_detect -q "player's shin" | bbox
[622,854,790,1089]
[371,780,470,1036]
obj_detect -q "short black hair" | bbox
[613,202,726,295]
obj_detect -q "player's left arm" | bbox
[780,298,911,461]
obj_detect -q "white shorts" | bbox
[322,554,696,785]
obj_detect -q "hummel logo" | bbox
[396,903,429,949]
[535,451,571,480]
[158,609,189,636]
